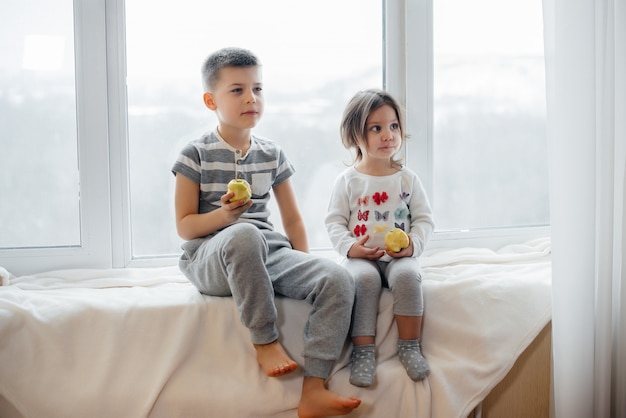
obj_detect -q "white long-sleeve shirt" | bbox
[325,166,434,262]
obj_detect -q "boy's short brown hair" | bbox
[201,47,260,92]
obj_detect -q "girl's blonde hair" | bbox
[340,88,408,167]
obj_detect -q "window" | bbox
[1,0,111,274]
[0,0,79,248]
[0,0,549,275]
[431,0,549,233]
[401,0,549,247]
[124,0,383,256]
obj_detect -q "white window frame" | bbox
[0,0,549,276]
[399,0,550,250]
[0,0,112,275]
[106,0,133,268]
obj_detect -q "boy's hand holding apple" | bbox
[227,178,252,203]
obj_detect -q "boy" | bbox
[172,47,361,417]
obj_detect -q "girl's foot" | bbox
[398,339,430,381]
[349,344,376,387]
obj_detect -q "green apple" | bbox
[384,228,409,252]
[227,179,252,203]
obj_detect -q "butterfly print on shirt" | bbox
[394,207,409,220]
[354,224,367,237]
[372,192,389,205]
[375,210,389,221]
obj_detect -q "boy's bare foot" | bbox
[253,340,298,377]
[298,376,361,418]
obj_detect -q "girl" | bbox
[325,89,434,387]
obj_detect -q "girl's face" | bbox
[359,104,402,164]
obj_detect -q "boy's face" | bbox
[203,66,264,133]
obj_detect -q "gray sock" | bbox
[398,339,430,381]
[350,344,376,387]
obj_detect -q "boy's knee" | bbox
[223,223,266,253]
[322,261,356,296]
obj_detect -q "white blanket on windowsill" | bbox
[0,238,551,418]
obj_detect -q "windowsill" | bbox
[124,226,551,269]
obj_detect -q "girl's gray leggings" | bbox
[341,257,424,338]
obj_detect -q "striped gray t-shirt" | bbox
[172,130,295,232]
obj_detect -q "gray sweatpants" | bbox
[341,257,424,338]
[179,222,356,379]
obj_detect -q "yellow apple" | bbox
[227,179,252,203]
[385,228,409,253]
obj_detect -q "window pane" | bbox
[0,0,79,248]
[433,0,549,231]
[125,0,383,256]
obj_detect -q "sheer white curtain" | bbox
[542,1,626,417]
